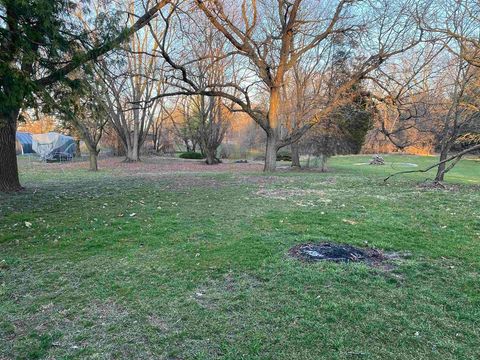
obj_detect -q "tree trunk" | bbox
[124,137,140,162]
[0,118,22,192]
[205,147,220,165]
[291,142,301,168]
[89,150,99,171]
[132,144,139,161]
[116,135,125,156]
[320,154,328,172]
[184,139,192,152]
[152,125,159,151]
[125,146,140,162]
[132,123,140,161]
[75,140,82,158]
[264,131,278,172]
[264,85,282,172]
[435,148,449,182]
[153,132,159,151]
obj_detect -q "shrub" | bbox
[276,152,292,161]
[179,152,205,159]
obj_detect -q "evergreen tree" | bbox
[302,41,374,171]
[0,0,165,191]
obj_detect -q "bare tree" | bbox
[279,36,369,167]
[97,8,166,162]
[168,97,200,152]
[148,0,423,172]
[279,52,325,167]
[55,75,109,171]
[184,28,232,164]
[417,0,480,68]
[371,44,479,182]
[151,97,177,153]
[365,44,445,153]
[151,111,166,152]
[384,144,480,183]
[430,55,480,181]
[419,0,480,179]
[193,96,230,164]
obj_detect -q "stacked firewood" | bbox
[370,155,385,165]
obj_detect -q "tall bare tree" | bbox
[55,72,109,171]
[97,7,167,162]
[190,95,230,164]
[149,0,423,171]
[184,27,232,164]
[430,56,480,181]
[371,44,480,182]
[168,97,200,152]
[365,45,444,153]
[279,51,325,167]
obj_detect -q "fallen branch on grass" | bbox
[384,144,480,182]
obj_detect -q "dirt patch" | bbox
[255,188,327,200]
[193,273,262,310]
[27,157,264,175]
[236,175,293,186]
[416,180,460,191]
[289,242,397,265]
[148,315,170,332]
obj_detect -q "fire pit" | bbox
[289,242,385,263]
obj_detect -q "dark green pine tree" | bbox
[304,39,374,171]
[0,0,164,191]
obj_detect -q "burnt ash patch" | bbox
[289,242,387,264]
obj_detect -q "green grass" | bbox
[328,154,480,185]
[1,154,479,359]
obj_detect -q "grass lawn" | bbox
[1,154,479,359]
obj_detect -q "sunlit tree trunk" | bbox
[264,129,278,172]
[264,86,282,171]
